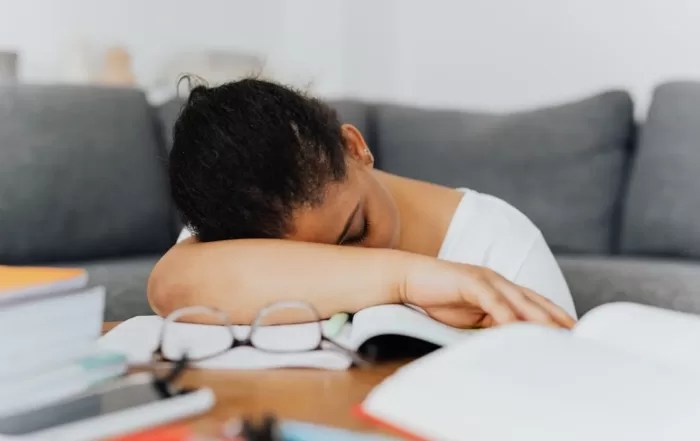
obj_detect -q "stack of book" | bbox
[0,265,127,416]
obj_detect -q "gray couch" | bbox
[1,82,699,321]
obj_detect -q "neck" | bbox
[376,172,464,257]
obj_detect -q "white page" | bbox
[363,323,700,441]
[574,302,700,370]
[98,316,351,370]
[349,304,476,349]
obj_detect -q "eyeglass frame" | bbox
[151,300,370,367]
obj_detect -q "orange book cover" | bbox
[353,404,431,441]
[0,265,88,299]
[106,424,192,441]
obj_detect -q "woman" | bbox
[149,78,577,329]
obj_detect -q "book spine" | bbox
[353,405,430,441]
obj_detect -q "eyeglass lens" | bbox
[160,302,328,361]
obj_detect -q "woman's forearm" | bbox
[147,239,407,323]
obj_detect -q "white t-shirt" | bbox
[176,188,577,318]
[438,188,577,318]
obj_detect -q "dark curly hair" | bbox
[168,78,348,242]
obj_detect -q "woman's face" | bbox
[287,125,401,249]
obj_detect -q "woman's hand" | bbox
[400,258,576,329]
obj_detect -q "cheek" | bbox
[383,205,401,248]
[368,192,400,248]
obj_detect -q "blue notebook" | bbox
[281,421,401,441]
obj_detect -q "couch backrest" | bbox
[622,81,700,258]
[157,97,187,233]
[0,85,176,264]
[330,93,636,255]
[157,97,185,153]
[4,84,684,263]
[143,85,700,260]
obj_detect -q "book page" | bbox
[349,304,475,350]
[98,316,351,370]
[574,302,700,370]
[362,323,700,441]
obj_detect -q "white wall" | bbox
[0,0,281,84]
[377,0,700,115]
[1,0,700,115]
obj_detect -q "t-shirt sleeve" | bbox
[513,232,578,319]
[439,189,577,319]
[177,227,193,243]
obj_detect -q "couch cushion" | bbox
[0,85,176,264]
[157,97,185,153]
[157,97,187,233]
[558,255,700,316]
[66,255,159,321]
[622,82,700,258]
[374,92,634,254]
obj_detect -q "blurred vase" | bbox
[0,51,18,83]
[97,46,136,87]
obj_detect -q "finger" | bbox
[477,313,496,329]
[490,277,559,327]
[523,289,577,329]
[424,306,491,329]
[462,278,519,326]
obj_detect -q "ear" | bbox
[341,124,374,168]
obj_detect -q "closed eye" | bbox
[341,218,369,246]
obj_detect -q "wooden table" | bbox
[103,322,409,438]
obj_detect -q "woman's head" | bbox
[169,78,400,248]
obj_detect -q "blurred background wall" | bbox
[1,0,700,114]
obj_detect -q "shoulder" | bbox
[438,188,542,279]
[466,189,539,236]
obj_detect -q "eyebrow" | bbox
[336,202,361,245]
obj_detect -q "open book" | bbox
[99,304,475,370]
[358,302,700,441]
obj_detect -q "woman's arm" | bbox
[148,239,576,327]
[148,238,402,323]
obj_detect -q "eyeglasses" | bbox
[151,300,369,368]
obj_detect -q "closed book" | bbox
[0,286,105,337]
[0,286,106,379]
[0,351,127,417]
[0,266,88,304]
[281,421,402,441]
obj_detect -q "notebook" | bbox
[99,304,475,370]
[357,302,700,441]
[281,421,402,441]
[0,265,88,303]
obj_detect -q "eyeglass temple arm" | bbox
[324,338,371,366]
[153,356,189,397]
